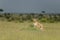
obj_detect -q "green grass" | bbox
[0,21,60,40]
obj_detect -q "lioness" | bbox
[33,19,44,31]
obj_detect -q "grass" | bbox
[0,21,60,40]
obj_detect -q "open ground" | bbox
[0,21,60,40]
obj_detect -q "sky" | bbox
[0,0,60,13]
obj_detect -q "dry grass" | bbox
[0,21,60,40]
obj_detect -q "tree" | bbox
[41,11,45,13]
[0,9,3,12]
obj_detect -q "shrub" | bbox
[40,18,47,22]
[49,20,55,23]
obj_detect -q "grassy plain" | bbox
[0,21,60,40]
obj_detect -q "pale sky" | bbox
[0,0,60,13]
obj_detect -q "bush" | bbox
[49,20,55,23]
[19,19,24,23]
[40,18,47,22]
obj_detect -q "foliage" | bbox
[0,13,60,23]
[0,9,3,12]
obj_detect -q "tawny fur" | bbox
[33,19,44,31]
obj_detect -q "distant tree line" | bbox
[0,13,60,23]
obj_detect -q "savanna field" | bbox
[0,21,60,40]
